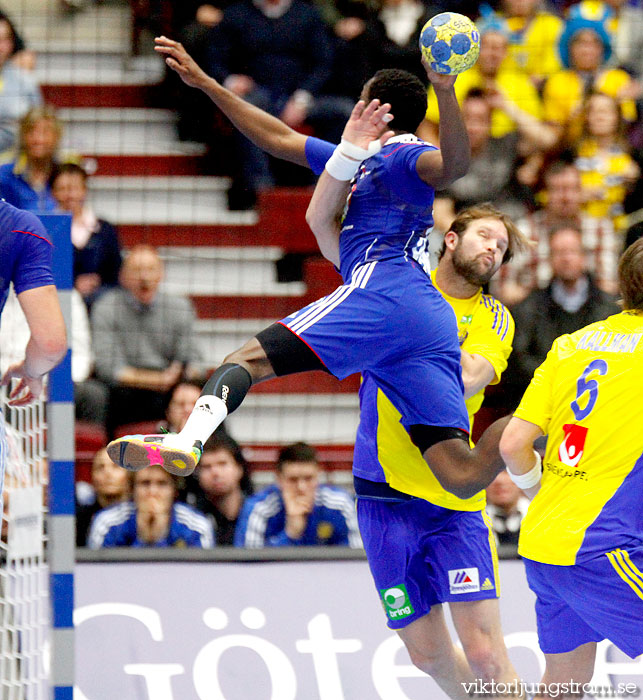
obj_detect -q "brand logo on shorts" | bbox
[448,568,480,594]
[380,585,414,621]
[558,424,588,468]
[481,577,494,591]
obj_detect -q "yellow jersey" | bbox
[515,311,643,565]
[356,274,514,511]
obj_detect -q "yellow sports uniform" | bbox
[513,310,643,658]
[515,310,643,565]
[354,279,514,627]
[354,273,515,511]
[425,66,543,139]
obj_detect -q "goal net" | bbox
[0,387,49,700]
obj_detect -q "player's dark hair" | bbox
[277,442,318,472]
[202,433,254,496]
[438,202,530,265]
[618,238,643,312]
[364,69,428,134]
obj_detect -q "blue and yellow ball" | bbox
[419,12,480,75]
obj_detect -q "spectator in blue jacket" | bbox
[234,442,361,547]
[87,464,215,548]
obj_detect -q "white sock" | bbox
[165,396,228,449]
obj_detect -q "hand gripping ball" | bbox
[420,12,480,75]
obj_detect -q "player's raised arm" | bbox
[306,99,394,266]
[415,60,470,189]
[154,36,310,167]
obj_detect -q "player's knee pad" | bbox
[409,425,469,454]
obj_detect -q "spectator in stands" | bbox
[0,17,42,158]
[76,446,130,546]
[422,21,555,153]
[90,245,203,437]
[207,0,353,208]
[0,8,36,71]
[184,433,253,545]
[50,163,122,309]
[369,0,436,81]
[490,0,564,88]
[504,226,619,403]
[574,92,639,232]
[0,106,61,211]
[87,464,215,548]
[542,1,639,144]
[235,442,361,547]
[491,160,621,305]
[433,88,526,229]
[603,0,643,81]
[485,468,529,548]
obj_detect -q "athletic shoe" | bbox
[106,434,203,476]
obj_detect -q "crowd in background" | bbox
[0,0,642,548]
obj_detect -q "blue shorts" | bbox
[281,258,468,432]
[524,547,643,658]
[357,496,499,629]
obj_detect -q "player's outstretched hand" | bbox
[342,98,395,150]
[154,36,209,89]
[1,362,43,406]
[421,56,457,91]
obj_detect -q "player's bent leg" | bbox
[451,599,524,699]
[414,417,511,500]
[532,643,597,700]
[397,606,477,700]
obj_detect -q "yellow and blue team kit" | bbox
[354,274,515,627]
[515,310,643,657]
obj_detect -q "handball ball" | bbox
[420,12,480,75]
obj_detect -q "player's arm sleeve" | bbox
[463,303,515,386]
[512,339,561,435]
[12,216,55,294]
[305,136,337,176]
[189,517,216,548]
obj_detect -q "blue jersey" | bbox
[234,483,362,547]
[87,501,216,548]
[305,135,437,280]
[0,200,55,316]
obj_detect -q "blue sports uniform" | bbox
[87,501,216,548]
[0,200,55,520]
[234,483,362,547]
[277,135,469,435]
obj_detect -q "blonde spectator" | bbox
[0,16,42,158]
[574,92,639,231]
[542,1,638,143]
[0,106,62,212]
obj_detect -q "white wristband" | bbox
[324,146,361,181]
[507,451,542,490]
[324,138,385,181]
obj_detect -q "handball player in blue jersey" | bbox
[0,200,67,520]
[109,38,510,502]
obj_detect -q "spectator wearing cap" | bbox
[542,1,638,143]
